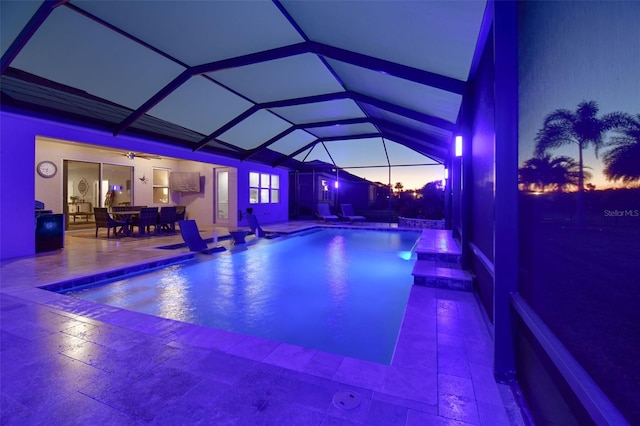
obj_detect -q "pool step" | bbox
[413,229,462,267]
[411,260,474,291]
[414,249,462,268]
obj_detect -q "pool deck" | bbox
[1,221,523,425]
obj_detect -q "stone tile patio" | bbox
[1,222,523,425]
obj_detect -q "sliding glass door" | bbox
[63,160,100,229]
[216,169,229,225]
[64,160,133,229]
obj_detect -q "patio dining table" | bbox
[112,210,140,236]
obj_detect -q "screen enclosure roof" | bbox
[1,0,488,172]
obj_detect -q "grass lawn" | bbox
[520,201,640,423]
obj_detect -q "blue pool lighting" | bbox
[60,228,420,364]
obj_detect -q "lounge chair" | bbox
[94,207,127,238]
[178,220,226,254]
[317,203,339,222]
[339,204,366,223]
[246,213,281,239]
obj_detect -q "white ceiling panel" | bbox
[11,7,184,110]
[324,138,390,168]
[219,110,291,150]
[270,99,366,124]
[75,0,304,66]
[209,54,345,103]
[328,59,462,123]
[308,123,378,138]
[269,129,317,155]
[148,76,252,135]
[282,0,486,80]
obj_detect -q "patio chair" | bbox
[178,220,226,254]
[175,205,187,221]
[93,207,127,238]
[158,206,177,232]
[339,204,366,223]
[246,213,281,239]
[316,203,338,222]
[130,207,158,236]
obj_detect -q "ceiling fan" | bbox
[122,151,161,160]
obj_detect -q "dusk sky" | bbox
[364,1,640,191]
[518,1,640,189]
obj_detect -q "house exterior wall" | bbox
[290,170,374,219]
[0,110,289,260]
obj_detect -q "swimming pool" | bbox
[61,228,420,364]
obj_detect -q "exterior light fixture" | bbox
[455,136,463,157]
[334,181,339,189]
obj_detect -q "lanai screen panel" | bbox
[307,123,378,139]
[270,99,366,125]
[147,76,253,135]
[218,110,291,150]
[324,138,390,168]
[280,0,486,80]
[388,165,445,190]
[10,6,184,110]
[385,141,440,166]
[269,130,317,156]
[1,1,489,170]
[296,144,334,164]
[208,54,345,103]
[0,1,42,56]
[328,59,463,124]
[74,0,304,65]
[366,107,453,143]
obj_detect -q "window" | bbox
[153,168,170,204]
[249,172,279,204]
[320,179,330,201]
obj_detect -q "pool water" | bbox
[62,228,420,364]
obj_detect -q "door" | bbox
[102,163,133,208]
[215,168,229,225]
[64,160,100,229]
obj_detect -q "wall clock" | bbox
[37,161,57,178]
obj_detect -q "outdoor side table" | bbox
[229,229,248,245]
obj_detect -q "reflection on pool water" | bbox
[62,228,420,364]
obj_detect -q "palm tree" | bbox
[519,155,589,192]
[603,114,640,183]
[551,156,591,192]
[534,100,627,225]
[519,156,552,192]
